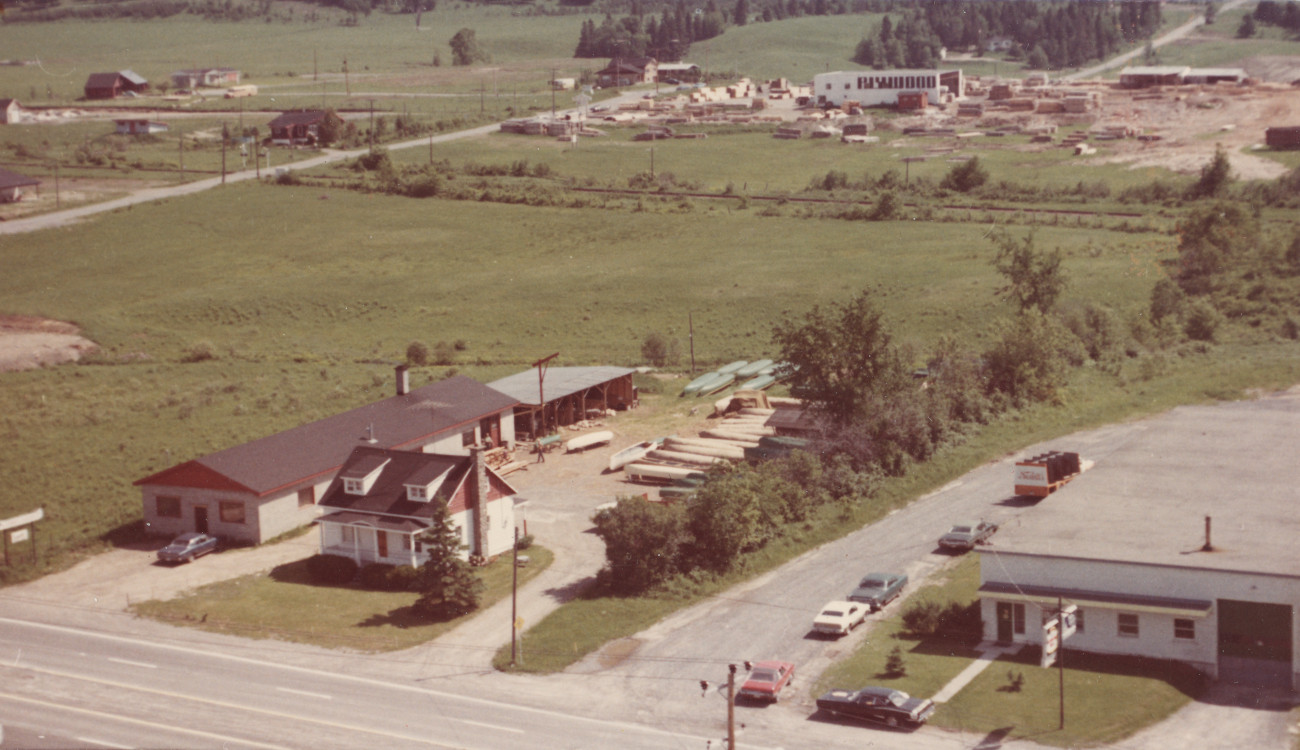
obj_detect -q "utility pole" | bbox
[551,67,557,120]
[53,162,60,209]
[178,127,184,175]
[726,664,737,750]
[689,312,695,374]
[343,58,350,96]
[1058,595,1066,730]
[221,135,226,184]
[368,98,375,151]
[510,527,520,666]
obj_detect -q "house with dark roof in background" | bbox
[267,110,333,146]
[84,70,149,100]
[135,368,518,545]
[0,168,40,202]
[316,445,520,566]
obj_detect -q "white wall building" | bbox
[812,69,964,108]
[978,395,1300,689]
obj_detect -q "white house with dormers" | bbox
[135,368,517,545]
[316,445,520,565]
[978,395,1300,690]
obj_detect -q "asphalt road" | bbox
[1063,0,1250,81]
[0,615,725,750]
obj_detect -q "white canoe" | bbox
[667,434,758,450]
[662,437,746,460]
[566,430,614,453]
[716,360,749,376]
[648,449,727,467]
[624,462,707,484]
[703,426,776,441]
[607,437,665,472]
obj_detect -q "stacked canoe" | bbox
[680,359,789,398]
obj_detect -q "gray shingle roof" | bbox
[136,375,517,496]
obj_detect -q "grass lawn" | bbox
[131,545,553,652]
[815,555,1206,748]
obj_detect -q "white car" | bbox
[813,600,868,636]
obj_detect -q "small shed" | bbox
[0,168,41,202]
[488,366,636,441]
[267,110,331,146]
[1265,126,1300,150]
[115,119,170,135]
[897,90,928,111]
[84,72,125,100]
[0,99,23,124]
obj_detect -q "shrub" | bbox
[359,562,397,590]
[1184,299,1222,342]
[901,599,982,639]
[940,157,988,193]
[386,565,421,591]
[884,645,906,677]
[406,340,430,365]
[306,554,358,585]
[515,533,534,550]
[641,331,679,367]
[182,341,217,363]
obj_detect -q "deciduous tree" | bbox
[990,229,1068,314]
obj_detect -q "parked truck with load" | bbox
[1014,450,1082,498]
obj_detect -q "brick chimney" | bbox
[395,364,410,396]
[467,446,490,562]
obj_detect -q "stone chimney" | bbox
[468,446,491,563]
[395,364,410,396]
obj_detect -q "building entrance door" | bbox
[194,506,209,534]
[996,602,1014,643]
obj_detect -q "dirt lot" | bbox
[0,315,97,371]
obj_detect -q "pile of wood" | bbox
[774,126,802,140]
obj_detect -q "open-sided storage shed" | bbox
[489,366,636,441]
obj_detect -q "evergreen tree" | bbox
[413,499,485,620]
[734,0,748,25]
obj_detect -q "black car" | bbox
[816,686,936,728]
[157,532,219,564]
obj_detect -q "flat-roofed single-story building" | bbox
[0,168,40,202]
[135,368,518,545]
[978,392,1300,689]
[1118,65,1191,88]
[813,69,964,108]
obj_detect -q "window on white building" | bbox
[1013,603,1025,635]
[344,478,364,495]
[1118,613,1139,637]
[341,526,356,544]
[1075,608,1085,633]
[1174,618,1195,640]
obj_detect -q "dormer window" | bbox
[341,457,390,496]
[403,468,450,503]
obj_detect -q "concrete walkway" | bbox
[931,641,1024,703]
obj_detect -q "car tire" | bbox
[886,716,899,728]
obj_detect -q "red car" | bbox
[737,661,795,703]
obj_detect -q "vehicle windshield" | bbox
[858,579,885,589]
[888,691,910,706]
[950,525,972,534]
[821,609,844,617]
[749,668,778,682]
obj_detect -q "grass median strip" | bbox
[132,546,552,653]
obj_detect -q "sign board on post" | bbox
[10,529,29,544]
[1041,616,1061,668]
[1059,604,1078,640]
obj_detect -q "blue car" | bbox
[848,572,907,611]
[157,532,219,564]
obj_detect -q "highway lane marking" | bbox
[276,686,332,700]
[0,691,292,750]
[457,719,525,734]
[0,616,722,747]
[106,657,157,669]
[76,737,133,749]
[1,664,473,749]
